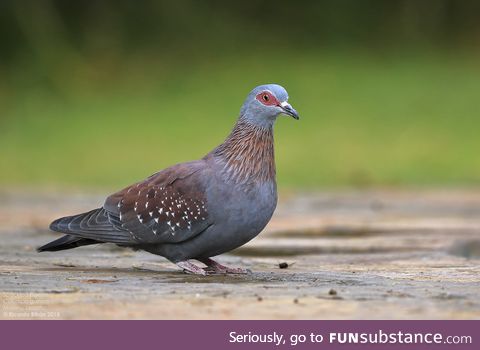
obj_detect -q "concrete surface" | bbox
[1,188,479,319]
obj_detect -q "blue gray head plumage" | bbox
[240,83,299,128]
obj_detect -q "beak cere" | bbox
[280,101,300,120]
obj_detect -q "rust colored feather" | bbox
[211,120,275,186]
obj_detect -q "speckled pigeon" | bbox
[38,84,299,275]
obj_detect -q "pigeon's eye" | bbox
[256,91,277,106]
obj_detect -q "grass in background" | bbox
[1,50,479,190]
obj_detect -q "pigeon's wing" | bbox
[103,160,213,244]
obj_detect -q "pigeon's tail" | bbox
[37,235,98,252]
[39,208,134,252]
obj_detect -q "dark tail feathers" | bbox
[47,208,132,244]
[37,235,99,252]
[39,207,133,252]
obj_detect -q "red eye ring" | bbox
[256,91,278,106]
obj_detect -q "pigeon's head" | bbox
[240,84,299,128]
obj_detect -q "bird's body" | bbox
[39,84,298,275]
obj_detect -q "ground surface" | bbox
[1,189,479,319]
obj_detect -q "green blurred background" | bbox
[1,0,479,190]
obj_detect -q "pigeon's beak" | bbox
[280,101,299,120]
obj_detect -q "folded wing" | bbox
[103,160,213,244]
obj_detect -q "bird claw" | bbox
[182,268,207,276]
[176,259,251,276]
[200,258,251,275]
[176,260,207,276]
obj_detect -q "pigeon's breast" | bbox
[231,180,277,229]
[202,179,277,255]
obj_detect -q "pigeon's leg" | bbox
[176,260,207,276]
[198,258,250,275]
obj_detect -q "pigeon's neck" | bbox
[210,119,276,186]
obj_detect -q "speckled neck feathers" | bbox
[210,119,276,186]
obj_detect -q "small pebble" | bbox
[328,289,337,296]
[293,298,299,304]
[278,262,289,269]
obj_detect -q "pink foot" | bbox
[199,258,250,275]
[176,260,207,276]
